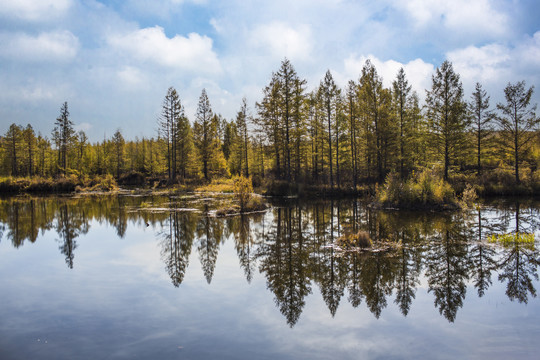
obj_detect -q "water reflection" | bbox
[0,195,539,324]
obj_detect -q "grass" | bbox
[194,178,235,193]
[488,233,535,245]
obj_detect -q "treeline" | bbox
[1,59,539,190]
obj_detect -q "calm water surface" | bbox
[0,194,539,359]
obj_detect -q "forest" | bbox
[1,59,539,196]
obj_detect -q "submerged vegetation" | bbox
[1,60,538,199]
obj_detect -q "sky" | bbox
[0,0,539,142]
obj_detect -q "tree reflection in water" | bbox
[0,196,539,325]
[158,200,196,287]
[258,205,312,327]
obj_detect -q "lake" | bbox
[0,194,539,359]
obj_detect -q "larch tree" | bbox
[3,124,22,176]
[37,134,50,177]
[175,112,192,180]
[496,81,539,184]
[276,58,298,182]
[426,61,468,180]
[292,77,307,180]
[320,70,339,187]
[52,102,75,175]
[235,98,250,177]
[256,73,283,179]
[470,82,493,175]
[159,87,183,181]
[392,68,412,178]
[346,80,359,188]
[76,130,88,173]
[22,124,36,177]
[112,129,125,178]
[193,89,224,181]
[358,60,392,182]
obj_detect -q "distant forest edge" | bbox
[1,59,539,196]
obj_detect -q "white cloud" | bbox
[0,30,79,62]
[516,31,540,68]
[343,54,434,95]
[117,66,146,87]
[396,0,508,36]
[447,32,540,102]
[0,0,72,21]
[0,81,68,103]
[447,43,511,83]
[249,22,313,62]
[107,26,221,73]
[117,0,208,20]
[74,122,92,132]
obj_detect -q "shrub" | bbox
[377,169,458,209]
[233,176,253,211]
[459,184,478,208]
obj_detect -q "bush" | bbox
[377,170,458,210]
[233,175,253,211]
[459,184,478,208]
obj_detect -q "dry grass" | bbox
[194,178,235,193]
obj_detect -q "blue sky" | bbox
[1,0,539,142]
